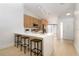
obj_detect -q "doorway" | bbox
[58,16,74,40]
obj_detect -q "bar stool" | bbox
[20,36,30,54]
[15,34,17,47]
[30,39,42,56]
[15,34,22,48]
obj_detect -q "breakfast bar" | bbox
[15,32,53,56]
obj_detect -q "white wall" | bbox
[74,4,79,54]
[58,16,74,40]
[46,16,58,33]
[47,16,58,24]
[0,4,24,49]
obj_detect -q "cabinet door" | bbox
[39,20,42,30]
[33,18,37,24]
[30,17,33,27]
[24,16,31,28]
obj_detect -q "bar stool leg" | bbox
[14,35,16,47]
[34,42,36,56]
[20,38,22,51]
[37,42,39,56]
[41,41,42,56]
[28,39,30,51]
[30,41,32,56]
[20,44,22,51]
[17,37,19,48]
[24,39,26,54]
[24,46,26,54]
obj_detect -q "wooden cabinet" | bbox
[41,19,48,26]
[24,15,40,28]
[24,15,32,28]
[39,19,48,30]
[40,19,48,27]
[24,15,48,29]
[33,18,39,24]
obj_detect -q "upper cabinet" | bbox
[24,15,41,28]
[24,15,48,29]
[24,15,32,28]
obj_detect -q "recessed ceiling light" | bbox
[38,6,41,8]
[66,13,71,16]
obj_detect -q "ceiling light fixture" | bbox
[66,13,71,16]
[38,6,41,9]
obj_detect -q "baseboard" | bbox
[57,39,74,42]
[74,44,79,55]
[63,38,74,40]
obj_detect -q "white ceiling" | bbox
[24,3,75,19]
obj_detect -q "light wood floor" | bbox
[53,39,77,56]
[0,35,77,56]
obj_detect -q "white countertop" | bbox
[15,32,53,38]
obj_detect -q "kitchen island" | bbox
[15,32,54,56]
